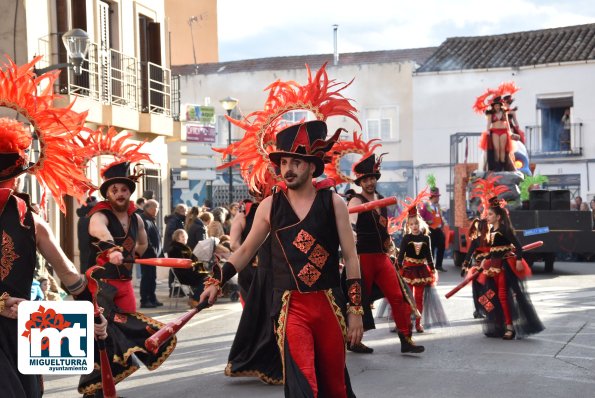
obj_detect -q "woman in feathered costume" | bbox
[470,177,544,339]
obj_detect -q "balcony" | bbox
[525,123,583,158]
[37,34,178,134]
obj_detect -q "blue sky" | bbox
[217,0,595,61]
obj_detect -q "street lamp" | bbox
[220,96,239,205]
[35,28,90,76]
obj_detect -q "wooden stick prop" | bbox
[85,266,117,398]
[135,258,193,268]
[348,196,397,214]
[145,300,211,354]
[445,240,543,299]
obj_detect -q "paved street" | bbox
[45,260,595,398]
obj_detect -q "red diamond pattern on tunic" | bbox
[1,231,19,281]
[293,229,316,254]
[308,244,329,269]
[486,289,495,299]
[379,216,387,228]
[122,236,135,253]
[297,263,321,287]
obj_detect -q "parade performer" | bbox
[419,175,447,272]
[77,129,177,397]
[396,190,437,333]
[0,57,107,398]
[214,64,363,393]
[498,82,526,144]
[348,153,425,353]
[461,218,490,319]
[474,89,515,172]
[231,197,261,304]
[470,175,544,339]
[202,119,364,397]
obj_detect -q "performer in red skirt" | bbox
[396,198,435,333]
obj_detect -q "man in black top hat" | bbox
[349,153,425,354]
[201,120,363,397]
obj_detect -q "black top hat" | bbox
[352,153,383,186]
[99,162,137,197]
[488,196,502,208]
[268,120,339,178]
[491,96,502,106]
[0,151,33,182]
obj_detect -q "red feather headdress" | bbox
[0,56,92,212]
[497,81,519,98]
[390,187,431,232]
[77,126,152,176]
[472,88,500,114]
[470,175,509,218]
[214,63,361,197]
[324,132,381,184]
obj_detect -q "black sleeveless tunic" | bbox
[354,193,391,254]
[88,206,138,280]
[237,203,258,297]
[0,192,42,398]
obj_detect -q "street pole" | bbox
[227,109,233,205]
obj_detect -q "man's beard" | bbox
[284,171,308,190]
[363,184,376,194]
[109,198,129,212]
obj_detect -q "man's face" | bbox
[107,183,131,212]
[146,203,159,218]
[279,157,313,190]
[430,195,439,204]
[359,176,377,195]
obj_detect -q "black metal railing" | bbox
[525,123,583,157]
[171,75,180,121]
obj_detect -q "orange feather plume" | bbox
[470,175,510,218]
[0,56,92,212]
[391,187,431,231]
[214,63,360,197]
[497,81,519,98]
[472,88,499,114]
[324,132,381,184]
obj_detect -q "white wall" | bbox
[413,62,595,200]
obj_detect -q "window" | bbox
[282,110,309,124]
[365,107,398,141]
[536,96,573,152]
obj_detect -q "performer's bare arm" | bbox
[200,197,271,305]
[134,213,148,257]
[35,213,88,291]
[229,212,246,252]
[347,196,361,225]
[333,193,364,346]
[33,213,108,339]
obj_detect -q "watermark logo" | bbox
[18,301,94,374]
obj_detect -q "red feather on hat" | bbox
[470,175,509,218]
[324,132,381,184]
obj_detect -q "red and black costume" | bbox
[462,219,491,318]
[419,188,447,271]
[78,162,176,396]
[0,190,43,397]
[272,186,355,397]
[226,200,283,385]
[397,232,435,321]
[475,199,544,338]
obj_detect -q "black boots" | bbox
[398,332,425,353]
[347,341,374,354]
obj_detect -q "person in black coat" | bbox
[76,196,97,274]
[185,206,207,250]
[140,199,163,308]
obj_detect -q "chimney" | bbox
[333,24,339,66]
